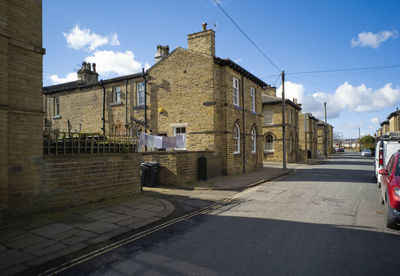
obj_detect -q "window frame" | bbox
[263,108,273,125]
[233,77,239,106]
[251,127,256,153]
[265,134,274,153]
[233,123,240,154]
[250,87,256,112]
[53,96,60,116]
[173,126,187,150]
[137,82,145,106]
[113,86,121,103]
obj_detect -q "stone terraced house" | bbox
[43,23,274,176]
[299,113,318,160]
[261,92,302,163]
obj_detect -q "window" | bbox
[233,77,239,106]
[137,82,145,106]
[265,134,274,152]
[53,97,60,116]
[250,87,256,112]
[263,108,273,125]
[113,87,121,103]
[289,109,292,125]
[233,123,240,154]
[173,126,186,150]
[251,127,256,153]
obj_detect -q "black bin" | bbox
[141,162,159,187]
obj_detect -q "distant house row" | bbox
[43,24,334,176]
[378,108,400,136]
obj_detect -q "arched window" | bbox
[233,123,240,154]
[265,134,274,152]
[251,127,257,153]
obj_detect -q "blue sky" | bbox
[43,0,400,138]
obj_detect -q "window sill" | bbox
[233,105,241,110]
[109,102,123,106]
[251,111,258,115]
[264,150,274,153]
[233,152,241,155]
[132,105,146,110]
[52,115,61,119]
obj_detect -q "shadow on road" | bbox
[60,211,400,276]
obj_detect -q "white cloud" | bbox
[49,72,78,84]
[370,117,380,124]
[299,82,400,119]
[276,81,305,104]
[85,50,143,76]
[63,25,120,51]
[351,30,398,49]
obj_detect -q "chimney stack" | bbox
[155,45,170,63]
[77,61,99,83]
[187,23,215,56]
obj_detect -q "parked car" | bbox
[379,151,400,229]
[361,148,372,157]
[375,133,400,186]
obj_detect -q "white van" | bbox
[375,133,400,187]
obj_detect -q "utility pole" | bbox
[324,102,327,157]
[358,127,361,151]
[282,71,286,169]
[304,113,308,161]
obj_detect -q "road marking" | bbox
[39,176,292,275]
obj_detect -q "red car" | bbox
[379,151,400,229]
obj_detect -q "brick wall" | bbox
[12,154,143,214]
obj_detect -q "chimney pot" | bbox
[92,63,96,73]
[202,22,207,31]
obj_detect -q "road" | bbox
[56,152,400,275]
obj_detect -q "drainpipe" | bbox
[100,80,105,136]
[142,68,147,134]
[125,79,128,135]
[241,76,245,174]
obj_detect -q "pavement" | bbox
[0,156,326,275]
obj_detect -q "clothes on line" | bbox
[139,133,185,149]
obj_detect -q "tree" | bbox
[359,135,375,151]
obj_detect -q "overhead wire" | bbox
[212,0,281,73]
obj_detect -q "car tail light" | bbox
[379,149,383,165]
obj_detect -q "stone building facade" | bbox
[261,93,302,163]
[299,113,318,160]
[0,0,45,215]
[43,63,146,136]
[387,108,400,133]
[43,24,267,176]
[317,120,334,155]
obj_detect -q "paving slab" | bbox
[23,239,58,255]
[5,234,47,250]
[129,217,161,230]
[31,223,74,237]
[116,217,145,226]
[83,209,118,220]
[30,242,67,257]
[3,263,30,276]
[62,230,97,245]
[50,228,81,241]
[77,221,120,234]
[0,249,34,269]
[0,244,6,252]
[100,213,132,224]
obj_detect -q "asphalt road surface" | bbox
[57,152,400,275]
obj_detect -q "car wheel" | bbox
[386,197,397,229]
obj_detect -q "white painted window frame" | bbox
[264,108,273,125]
[250,87,256,112]
[251,127,256,153]
[233,77,239,106]
[137,82,145,106]
[233,123,240,154]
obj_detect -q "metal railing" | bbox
[43,131,138,155]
